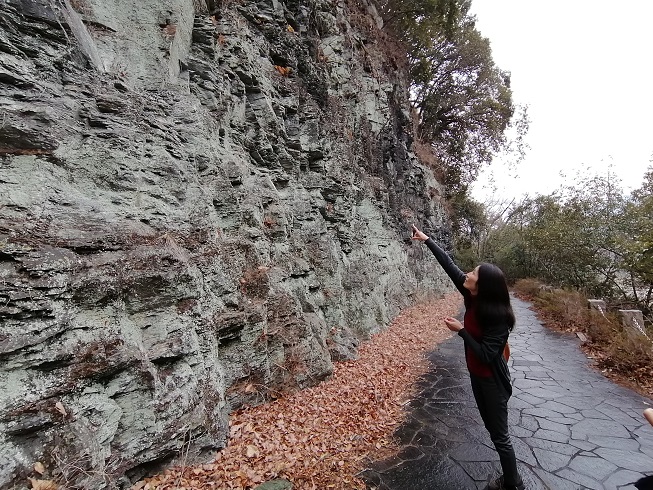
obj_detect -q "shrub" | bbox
[512,278,543,299]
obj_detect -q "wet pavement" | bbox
[360,296,653,489]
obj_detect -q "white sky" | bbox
[469,1,653,202]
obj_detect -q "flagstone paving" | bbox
[360,296,653,489]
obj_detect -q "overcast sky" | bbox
[469,1,653,202]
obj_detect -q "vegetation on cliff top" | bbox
[379,0,518,189]
[375,0,530,258]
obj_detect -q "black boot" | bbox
[635,475,653,490]
[485,475,525,490]
[485,476,504,490]
[507,480,525,490]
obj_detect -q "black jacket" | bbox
[425,238,513,396]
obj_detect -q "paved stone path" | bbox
[360,296,653,489]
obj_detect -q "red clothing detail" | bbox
[464,301,493,377]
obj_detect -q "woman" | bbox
[411,224,525,490]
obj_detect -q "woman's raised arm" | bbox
[411,224,467,295]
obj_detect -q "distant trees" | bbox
[506,179,625,296]
[621,168,653,307]
[457,167,653,315]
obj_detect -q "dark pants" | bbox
[470,374,522,488]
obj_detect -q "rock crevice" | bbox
[0,0,453,487]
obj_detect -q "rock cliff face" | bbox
[0,0,452,487]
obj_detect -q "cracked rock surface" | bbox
[0,0,451,487]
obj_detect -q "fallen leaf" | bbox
[136,294,462,490]
[54,402,66,417]
[274,65,291,76]
[33,462,45,475]
[28,479,58,490]
[162,24,177,37]
[245,445,259,458]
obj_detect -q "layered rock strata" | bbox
[0,0,452,487]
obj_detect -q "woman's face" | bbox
[464,266,480,295]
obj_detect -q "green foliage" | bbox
[379,0,466,39]
[411,25,513,184]
[514,189,620,295]
[449,192,491,272]
[448,192,486,245]
[380,0,514,192]
[620,167,653,306]
[464,166,653,314]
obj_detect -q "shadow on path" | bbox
[360,296,653,490]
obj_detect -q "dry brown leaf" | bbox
[33,462,45,475]
[273,65,291,76]
[28,479,58,490]
[161,24,176,37]
[54,401,66,417]
[245,445,259,458]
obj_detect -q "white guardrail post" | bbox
[618,309,650,341]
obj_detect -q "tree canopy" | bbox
[380,0,515,193]
[621,168,653,306]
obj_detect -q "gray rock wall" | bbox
[0,0,453,487]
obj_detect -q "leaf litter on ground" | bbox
[133,292,462,490]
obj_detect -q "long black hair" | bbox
[475,263,515,331]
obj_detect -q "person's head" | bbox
[464,263,509,297]
[462,265,480,294]
[477,263,510,300]
[473,262,515,331]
